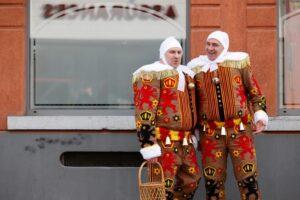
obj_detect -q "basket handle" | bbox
[138,161,165,185]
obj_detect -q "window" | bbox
[279,0,300,115]
[29,0,188,115]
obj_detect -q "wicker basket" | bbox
[138,161,166,200]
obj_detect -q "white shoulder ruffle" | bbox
[133,61,173,75]
[187,56,206,69]
[224,52,249,61]
[187,52,249,70]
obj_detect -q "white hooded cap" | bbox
[158,36,194,91]
[159,36,182,66]
[187,31,230,72]
[207,30,229,62]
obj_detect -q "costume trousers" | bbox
[200,126,261,200]
[152,140,201,200]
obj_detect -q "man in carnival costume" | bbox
[188,31,268,200]
[132,37,201,200]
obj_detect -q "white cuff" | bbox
[140,144,161,160]
[254,110,269,126]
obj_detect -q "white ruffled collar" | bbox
[188,52,249,72]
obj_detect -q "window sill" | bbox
[7,116,300,131]
[7,116,136,130]
[266,116,300,131]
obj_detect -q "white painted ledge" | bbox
[7,116,300,131]
[7,116,136,130]
[266,116,300,131]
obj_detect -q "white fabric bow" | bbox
[176,65,195,91]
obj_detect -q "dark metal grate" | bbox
[60,152,144,167]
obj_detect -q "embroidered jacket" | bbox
[188,53,266,131]
[132,63,197,148]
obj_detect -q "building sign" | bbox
[30,0,186,40]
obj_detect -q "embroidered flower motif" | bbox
[219,190,224,198]
[216,151,222,158]
[153,167,161,175]
[188,167,196,174]
[152,99,158,108]
[251,88,258,95]
[233,150,240,157]
[136,121,142,129]
[157,109,163,116]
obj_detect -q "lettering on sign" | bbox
[43,4,178,21]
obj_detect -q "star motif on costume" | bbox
[251,88,258,95]
[136,121,142,129]
[153,167,161,175]
[152,100,158,108]
[216,151,222,158]
[219,190,224,198]
[233,150,240,157]
[188,167,196,174]
[173,115,180,121]
[157,109,163,116]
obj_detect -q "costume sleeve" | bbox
[132,71,161,148]
[240,60,267,113]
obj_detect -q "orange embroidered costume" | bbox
[133,37,201,200]
[188,31,268,200]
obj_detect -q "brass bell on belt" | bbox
[212,77,220,84]
[188,82,195,89]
